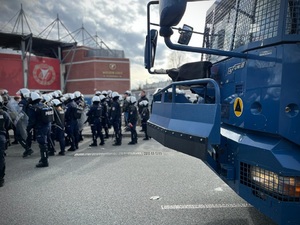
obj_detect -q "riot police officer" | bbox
[27,92,53,168]
[139,100,150,140]
[110,92,122,146]
[99,94,109,139]
[127,96,138,145]
[0,95,11,186]
[74,91,85,142]
[86,96,105,146]
[51,99,66,155]
[65,94,80,151]
[16,88,34,157]
[122,91,131,129]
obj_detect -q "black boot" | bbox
[132,131,138,144]
[89,141,97,147]
[36,161,49,168]
[89,135,97,146]
[113,138,121,146]
[23,148,34,158]
[36,145,49,168]
[0,178,4,187]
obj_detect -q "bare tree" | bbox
[167,51,188,68]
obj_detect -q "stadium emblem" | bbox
[109,63,117,70]
[33,64,56,85]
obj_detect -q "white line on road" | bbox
[161,203,252,210]
[74,152,164,156]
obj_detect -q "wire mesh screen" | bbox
[204,0,282,61]
[286,0,300,34]
[251,0,280,42]
[240,162,300,202]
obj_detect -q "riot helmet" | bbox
[74,91,81,99]
[95,91,101,96]
[51,99,62,107]
[92,96,100,103]
[30,92,42,102]
[17,88,30,97]
[111,91,119,99]
[99,95,106,101]
[129,96,137,104]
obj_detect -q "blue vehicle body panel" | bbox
[145,0,300,224]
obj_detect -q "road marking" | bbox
[74,152,164,156]
[161,203,252,210]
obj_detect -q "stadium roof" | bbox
[0,32,75,58]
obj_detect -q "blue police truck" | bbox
[144,0,300,224]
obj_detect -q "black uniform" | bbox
[27,101,53,167]
[122,98,130,127]
[137,95,149,132]
[86,102,104,146]
[17,98,34,157]
[127,103,138,144]
[0,108,11,186]
[75,97,85,142]
[140,105,150,140]
[51,105,66,155]
[110,98,122,146]
[100,99,110,139]
[65,100,80,151]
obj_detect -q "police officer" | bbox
[137,90,149,132]
[0,95,11,186]
[86,96,105,146]
[16,88,34,157]
[74,91,85,142]
[122,90,131,129]
[139,100,150,140]
[110,92,122,146]
[99,94,109,139]
[51,99,66,155]
[65,94,80,151]
[127,96,138,145]
[27,92,53,168]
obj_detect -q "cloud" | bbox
[0,0,214,90]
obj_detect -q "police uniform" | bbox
[110,93,122,146]
[65,98,80,151]
[0,103,11,186]
[100,96,110,139]
[86,98,104,146]
[17,96,34,157]
[122,96,130,128]
[127,97,138,145]
[75,93,85,142]
[27,93,53,168]
[51,100,66,155]
[140,101,150,140]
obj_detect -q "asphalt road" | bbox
[0,134,276,225]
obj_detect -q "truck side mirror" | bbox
[144,29,158,69]
[178,24,193,45]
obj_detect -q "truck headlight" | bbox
[250,166,300,198]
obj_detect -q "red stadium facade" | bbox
[63,46,130,96]
[0,46,130,96]
[0,53,60,94]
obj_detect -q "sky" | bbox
[0,0,214,90]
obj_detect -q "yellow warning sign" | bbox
[234,97,243,117]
